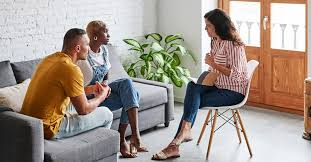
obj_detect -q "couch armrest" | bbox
[0,111,44,162]
[131,78,175,122]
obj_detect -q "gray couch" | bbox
[0,45,174,162]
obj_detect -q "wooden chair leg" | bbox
[206,110,218,160]
[236,110,253,157]
[232,110,242,144]
[197,110,212,145]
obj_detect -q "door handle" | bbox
[263,16,269,30]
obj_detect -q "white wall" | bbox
[157,0,217,101]
[201,0,218,71]
[158,0,201,77]
[0,0,157,63]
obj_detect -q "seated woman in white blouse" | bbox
[152,9,248,160]
[77,21,148,158]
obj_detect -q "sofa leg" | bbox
[164,122,170,127]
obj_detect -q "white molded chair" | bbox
[196,60,259,160]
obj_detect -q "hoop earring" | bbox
[94,36,97,41]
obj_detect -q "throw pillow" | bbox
[0,79,31,112]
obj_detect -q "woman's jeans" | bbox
[101,78,140,124]
[91,78,139,124]
[175,81,245,137]
[52,105,113,139]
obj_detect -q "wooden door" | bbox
[223,0,308,113]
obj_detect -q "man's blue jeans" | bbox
[175,81,245,137]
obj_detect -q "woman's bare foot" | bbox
[176,129,193,143]
[120,141,137,158]
[130,135,148,154]
[176,120,193,143]
[151,142,180,160]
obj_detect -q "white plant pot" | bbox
[173,84,187,103]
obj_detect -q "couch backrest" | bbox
[11,59,41,83]
[0,61,17,88]
[0,45,128,87]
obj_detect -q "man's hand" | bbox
[94,82,110,99]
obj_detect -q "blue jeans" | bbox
[99,78,140,124]
[52,105,113,139]
[175,81,245,137]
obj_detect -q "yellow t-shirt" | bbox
[21,52,84,139]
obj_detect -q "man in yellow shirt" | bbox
[21,28,113,139]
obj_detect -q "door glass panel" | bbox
[271,3,305,51]
[229,1,260,47]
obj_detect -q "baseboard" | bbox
[247,102,304,116]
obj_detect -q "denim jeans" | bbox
[52,104,113,139]
[100,78,140,124]
[175,81,245,137]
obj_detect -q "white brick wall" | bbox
[0,0,157,63]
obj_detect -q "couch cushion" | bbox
[112,82,167,119]
[0,79,31,112]
[11,59,41,83]
[44,128,119,162]
[0,60,17,88]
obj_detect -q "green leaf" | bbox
[141,44,149,48]
[163,64,171,73]
[171,44,187,56]
[139,54,148,61]
[183,68,190,77]
[165,35,184,44]
[170,74,183,87]
[151,42,164,52]
[152,53,164,67]
[145,61,151,73]
[180,76,190,85]
[130,63,135,69]
[147,55,153,61]
[146,73,154,80]
[161,74,170,84]
[174,66,184,76]
[127,68,136,77]
[140,66,146,76]
[129,47,143,52]
[160,51,173,61]
[145,33,162,42]
[156,68,164,74]
[167,67,177,76]
[171,53,181,66]
[123,39,141,49]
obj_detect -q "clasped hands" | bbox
[202,53,219,86]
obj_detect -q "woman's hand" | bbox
[101,81,111,98]
[205,53,216,68]
[201,72,219,86]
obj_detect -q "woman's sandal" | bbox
[302,132,311,140]
[129,140,148,154]
[181,137,193,143]
[120,152,137,158]
[151,141,181,160]
[120,143,137,158]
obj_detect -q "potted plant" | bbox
[123,33,196,88]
